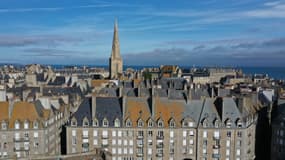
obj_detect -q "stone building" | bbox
[0,101,66,159]
[109,20,123,80]
[66,85,258,160]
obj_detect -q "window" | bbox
[157,119,163,127]
[189,130,194,136]
[183,130,187,137]
[189,122,194,127]
[34,132,39,138]
[93,139,98,145]
[170,131,174,138]
[33,121,38,129]
[158,131,164,138]
[115,118,120,127]
[138,119,144,127]
[1,122,7,130]
[169,119,175,128]
[103,119,109,127]
[72,130,76,136]
[214,131,220,139]
[93,119,98,127]
[203,131,207,138]
[226,140,230,147]
[126,119,132,127]
[83,118,89,127]
[148,130,153,137]
[189,139,194,145]
[138,130,144,137]
[93,130,98,137]
[236,149,241,156]
[226,149,230,156]
[148,120,153,127]
[112,131,117,137]
[24,121,29,129]
[237,131,242,137]
[227,131,231,137]
[71,118,77,126]
[15,121,20,129]
[226,119,232,128]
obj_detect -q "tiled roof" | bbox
[0,102,9,121]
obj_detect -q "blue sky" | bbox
[1,0,285,66]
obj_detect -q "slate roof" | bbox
[95,97,122,127]
[72,97,92,126]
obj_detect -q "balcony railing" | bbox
[137,152,144,157]
[14,147,29,151]
[82,135,89,139]
[156,143,164,148]
[213,144,220,149]
[13,137,29,142]
[137,135,144,139]
[212,154,220,158]
[137,143,144,147]
[156,153,163,157]
[156,136,164,140]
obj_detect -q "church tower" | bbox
[109,19,123,79]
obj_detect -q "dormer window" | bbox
[93,119,98,127]
[1,121,7,130]
[214,119,220,128]
[236,118,242,128]
[114,118,120,127]
[24,120,29,129]
[157,119,164,128]
[83,117,89,127]
[201,118,208,128]
[225,119,232,128]
[15,120,20,129]
[138,119,144,127]
[102,118,109,127]
[71,117,77,127]
[148,119,154,127]
[126,118,132,127]
[169,119,175,128]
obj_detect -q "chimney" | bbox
[119,86,123,97]
[122,96,127,119]
[138,85,141,97]
[92,95,97,118]
[8,99,15,118]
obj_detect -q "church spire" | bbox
[111,18,121,59]
[109,19,123,79]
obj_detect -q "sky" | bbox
[0,0,285,66]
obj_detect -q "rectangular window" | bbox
[203,131,207,138]
[236,149,241,156]
[102,130,108,138]
[226,149,230,156]
[118,131,122,137]
[118,139,122,145]
[34,132,39,138]
[189,148,193,154]
[124,140,128,146]
[93,130,98,137]
[129,140,133,146]
[189,130,194,136]
[189,139,194,145]
[124,148,128,154]
[214,131,220,138]
[112,148,116,154]
[148,148,152,155]
[93,139,98,145]
[183,139,187,146]
[170,131,174,138]
[129,148,133,154]
[72,130,76,136]
[225,140,230,147]
[183,130,187,137]
[112,131,117,137]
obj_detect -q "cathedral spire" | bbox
[109,19,123,79]
[111,18,121,59]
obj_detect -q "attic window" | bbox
[225,119,232,128]
[148,120,153,127]
[169,120,175,128]
[83,120,89,127]
[102,119,109,127]
[158,120,164,127]
[24,121,29,129]
[114,119,120,127]
[93,119,98,127]
[126,119,132,127]
[138,119,144,127]
[71,118,77,127]
[236,119,242,128]
[15,121,20,129]
[1,122,7,130]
